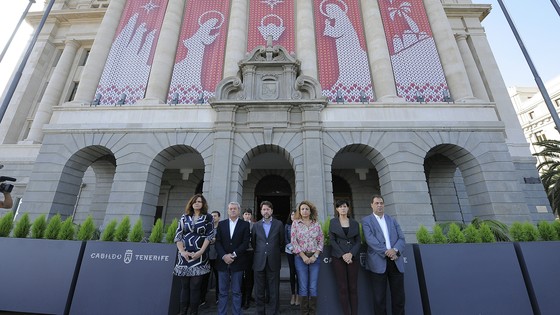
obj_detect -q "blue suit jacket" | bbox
[362,213,406,273]
[215,218,250,272]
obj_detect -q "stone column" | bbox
[223,0,248,78]
[26,40,80,143]
[139,0,186,105]
[360,0,401,102]
[423,0,474,101]
[296,0,318,79]
[71,0,126,104]
[206,105,237,211]
[455,33,489,101]
[299,104,327,219]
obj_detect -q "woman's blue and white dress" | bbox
[173,213,214,277]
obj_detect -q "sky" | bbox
[0,0,559,96]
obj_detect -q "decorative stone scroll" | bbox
[210,39,325,104]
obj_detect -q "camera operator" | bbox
[0,190,13,209]
[0,165,15,209]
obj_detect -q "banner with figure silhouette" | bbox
[314,0,375,103]
[247,0,295,53]
[379,0,448,102]
[95,0,168,105]
[167,1,231,104]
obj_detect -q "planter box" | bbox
[416,243,533,315]
[317,244,422,314]
[0,238,85,314]
[515,241,560,314]
[70,241,178,315]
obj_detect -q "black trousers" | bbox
[254,263,280,315]
[370,259,405,315]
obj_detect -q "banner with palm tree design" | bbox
[379,0,449,102]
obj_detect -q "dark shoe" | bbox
[242,302,250,310]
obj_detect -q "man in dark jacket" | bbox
[215,201,251,315]
[252,201,285,315]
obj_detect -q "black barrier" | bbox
[0,238,85,314]
[70,241,178,315]
[316,244,422,314]
[515,241,560,314]
[415,243,533,315]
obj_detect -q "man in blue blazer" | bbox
[252,201,285,315]
[362,195,406,315]
[215,201,251,315]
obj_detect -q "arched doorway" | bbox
[254,175,291,224]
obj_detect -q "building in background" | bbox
[0,0,553,241]
[509,76,560,159]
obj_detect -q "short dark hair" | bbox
[243,208,253,215]
[260,200,273,210]
[334,199,351,217]
[211,210,221,217]
[371,195,384,203]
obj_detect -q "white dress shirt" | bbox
[374,214,391,250]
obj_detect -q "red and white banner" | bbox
[378,0,448,102]
[314,0,374,103]
[167,0,231,104]
[247,0,295,53]
[96,0,168,105]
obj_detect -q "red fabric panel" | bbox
[247,0,295,53]
[378,0,449,102]
[96,0,168,105]
[168,0,231,104]
[314,0,374,103]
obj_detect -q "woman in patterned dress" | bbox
[291,200,324,315]
[174,193,214,315]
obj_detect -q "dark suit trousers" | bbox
[370,258,405,315]
[332,257,359,315]
[254,262,280,315]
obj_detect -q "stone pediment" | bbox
[210,38,326,105]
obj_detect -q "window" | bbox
[528,111,535,120]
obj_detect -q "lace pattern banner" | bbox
[247,0,295,53]
[96,0,168,105]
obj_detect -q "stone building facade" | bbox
[0,0,553,241]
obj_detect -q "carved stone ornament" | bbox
[210,37,326,106]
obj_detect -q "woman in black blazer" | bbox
[329,200,361,315]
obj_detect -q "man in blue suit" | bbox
[215,201,251,315]
[362,195,406,315]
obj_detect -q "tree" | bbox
[0,211,14,237]
[114,216,131,242]
[416,225,433,244]
[165,218,178,244]
[149,218,164,243]
[44,214,62,240]
[129,219,144,242]
[31,214,47,239]
[533,139,560,217]
[13,213,31,238]
[100,219,118,241]
[77,216,96,241]
[471,217,510,242]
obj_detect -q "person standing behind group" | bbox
[241,209,255,309]
[285,210,299,306]
[362,195,406,315]
[329,200,361,315]
[252,200,285,315]
[173,194,214,315]
[291,201,324,315]
[200,210,221,306]
[215,202,251,315]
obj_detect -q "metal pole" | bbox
[551,0,560,17]
[0,0,36,63]
[496,0,560,132]
[0,0,54,123]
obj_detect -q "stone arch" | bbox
[50,145,115,218]
[425,143,488,223]
[329,144,387,220]
[150,144,205,226]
